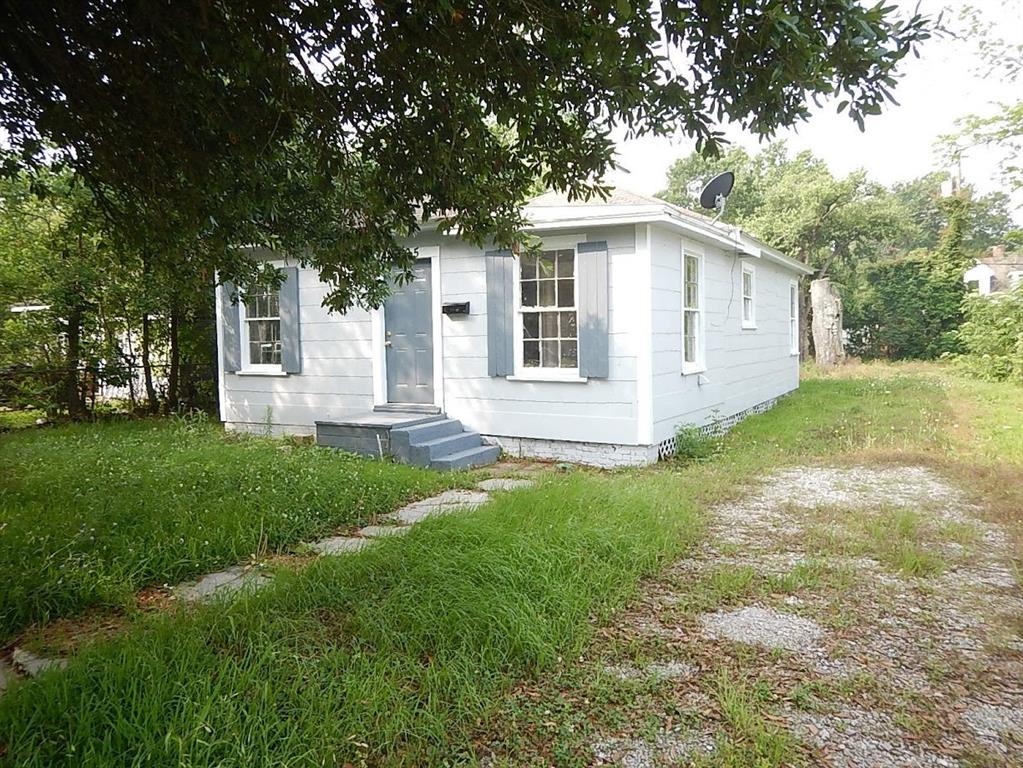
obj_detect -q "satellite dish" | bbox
[699,171,735,220]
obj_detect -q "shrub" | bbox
[673,424,718,462]
[953,286,1023,383]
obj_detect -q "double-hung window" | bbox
[789,281,799,354]
[519,248,578,371]
[741,263,756,329]
[682,252,704,372]
[241,285,282,369]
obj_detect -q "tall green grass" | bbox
[0,420,457,641]
[0,475,702,767]
[0,366,978,766]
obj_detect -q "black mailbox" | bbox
[442,302,470,316]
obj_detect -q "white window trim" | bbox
[512,238,585,382]
[238,287,284,374]
[741,262,757,330]
[681,250,706,375]
[788,280,800,355]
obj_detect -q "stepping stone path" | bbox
[0,475,537,701]
[307,536,368,555]
[176,477,533,602]
[384,489,491,525]
[11,648,67,677]
[0,659,15,693]
[176,565,272,602]
[358,525,409,538]
[476,478,535,492]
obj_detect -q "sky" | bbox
[606,0,1022,212]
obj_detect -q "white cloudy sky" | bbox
[606,0,1022,212]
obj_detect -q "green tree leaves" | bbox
[0,1,931,312]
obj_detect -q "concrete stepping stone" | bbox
[308,536,369,555]
[177,565,271,602]
[359,525,409,538]
[11,648,67,677]
[700,605,823,652]
[476,478,534,492]
[387,489,490,524]
[0,658,16,694]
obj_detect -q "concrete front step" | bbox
[390,418,464,457]
[431,444,502,471]
[408,431,482,465]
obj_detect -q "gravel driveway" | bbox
[481,465,1023,767]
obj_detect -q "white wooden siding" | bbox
[425,225,641,445]
[218,221,802,450]
[649,229,800,444]
[221,261,374,433]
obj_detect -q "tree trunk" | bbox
[799,280,812,361]
[63,302,87,418]
[165,308,180,415]
[810,278,846,367]
[141,313,158,413]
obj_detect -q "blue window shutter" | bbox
[577,241,609,379]
[280,266,302,374]
[221,281,242,373]
[485,249,515,376]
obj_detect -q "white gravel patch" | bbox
[592,731,715,767]
[961,701,1023,753]
[603,660,695,682]
[701,605,824,652]
[789,708,959,768]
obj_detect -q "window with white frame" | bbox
[519,248,578,369]
[682,252,704,372]
[242,286,282,367]
[789,281,799,354]
[741,263,756,328]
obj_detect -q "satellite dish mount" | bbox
[698,171,735,223]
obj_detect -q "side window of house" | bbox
[683,252,703,372]
[741,263,756,328]
[789,282,799,354]
[520,249,578,369]
[243,286,282,367]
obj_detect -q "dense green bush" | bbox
[846,254,965,360]
[953,286,1023,383]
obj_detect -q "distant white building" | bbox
[964,246,1023,296]
[215,190,812,468]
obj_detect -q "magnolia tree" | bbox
[0,1,931,312]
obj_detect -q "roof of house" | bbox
[523,188,813,276]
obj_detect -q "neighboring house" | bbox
[964,245,1023,296]
[215,190,812,468]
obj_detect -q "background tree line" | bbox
[0,167,217,417]
[659,142,1022,380]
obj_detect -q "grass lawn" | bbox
[0,363,1020,766]
[0,419,461,643]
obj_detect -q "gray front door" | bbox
[384,259,434,404]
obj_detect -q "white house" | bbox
[215,190,812,469]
